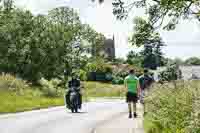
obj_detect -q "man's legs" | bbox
[128,102,132,118]
[142,89,149,116]
[127,92,138,118]
[133,101,137,118]
[78,93,82,109]
[128,102,137,118]
[65,92,70,109]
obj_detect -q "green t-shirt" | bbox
[124,75,138,93]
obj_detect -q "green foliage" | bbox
[126,51,142,67]
[111,64,143,85]
[112,58,126,65]
[184,57,200,66]
[0,73,64,113]
[130,17,165,69]
[39,78,62,97]
[73,69,88,81]
[0,5,104,82]
[111,0,200,30]
[130,17,154,47]
[0,89,64,113]
[81,24,106,57]
[0,74,125,113]
[145,81,200,133]
[112,76,124,85]
[158,63,182,82]
[86,57,112,73]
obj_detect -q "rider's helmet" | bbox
[71,71,79,80]
[144,69,149,75]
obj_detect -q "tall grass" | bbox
[0,89,64,113]
[144,80,200,133]
[0,74,64,113]
[0,73,28,93]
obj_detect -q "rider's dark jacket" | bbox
[68,78,80,89]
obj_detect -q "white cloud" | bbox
[14,0,70,14]
[164,45,200,59]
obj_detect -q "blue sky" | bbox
[15,0,200,59]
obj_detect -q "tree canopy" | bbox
[185,57,200,66]
[114,0,200,29]
[0,2,106,82]
[95,0,200,30]
[130,17,165,69]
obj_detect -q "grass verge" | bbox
[0,79,125,113]
[0,89,64,113]
[144,80,200,133]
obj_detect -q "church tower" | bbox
[103,34,115,60]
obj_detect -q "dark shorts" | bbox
[126,92,138,103]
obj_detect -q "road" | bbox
[0,100,132,133]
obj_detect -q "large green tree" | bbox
[126,51,142,67]
[131,17,165,69]
[0,3,105,82]
[81,24,105,57]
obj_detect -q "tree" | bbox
[131,17,165,69]
[0,4,105,82]
[94,0,200,30]
[185,57,200,66]
[126,51,142,67]
[0,0,13,12]
[159,63,182,82]
[112,0,200,30]
[173,58,184,65]
[81,24,105,57]
[140,44,157,69]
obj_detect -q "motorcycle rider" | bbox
[66,72,82,109]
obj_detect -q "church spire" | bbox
[112,34,115,42]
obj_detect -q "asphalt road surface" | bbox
[0,100,130,133]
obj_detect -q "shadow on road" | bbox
[66,111,88,114]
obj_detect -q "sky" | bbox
[14,0,200,60]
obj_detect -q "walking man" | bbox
[139,69,154,115]
[124,69,140,118]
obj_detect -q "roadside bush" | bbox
[39,78,62,97]
[144,81,200,133]
[112,76,124,85]
[158,63,182,82]
[76,69,88,81]
[0,73,29,92]
[86,60,113,82]
[86,62,112,73]
[113,65,143,78]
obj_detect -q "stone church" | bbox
[102,35,115,60]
